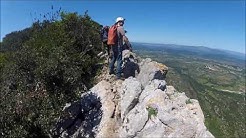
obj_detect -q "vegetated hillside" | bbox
[0,10,103,137]
[1,27,33,52]
[133,43,245,138]
[132,42,245,68]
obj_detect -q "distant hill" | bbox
[132,42,245,67]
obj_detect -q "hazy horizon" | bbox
[132,41,246,55]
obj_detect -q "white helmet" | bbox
[116,17,125,23]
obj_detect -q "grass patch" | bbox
[185,99,193,104]
[146,106,158,118]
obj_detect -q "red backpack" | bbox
[107,25,117,45]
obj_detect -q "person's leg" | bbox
[102,41,106,53]
[109,45,118,74]
[107,45,113,63]
[116,45,123,78]
[107,45,110,57]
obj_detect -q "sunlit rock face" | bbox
[52,50,214,138]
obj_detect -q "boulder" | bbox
[120,81,214,138]
[122,50,140,78]
[136,58,168,88]
[120,77,142,120]
[51,92,102,138]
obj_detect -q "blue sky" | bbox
[1,0,245,54]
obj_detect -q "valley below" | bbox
[133,42,245,138]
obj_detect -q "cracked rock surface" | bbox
[53,50,214,138]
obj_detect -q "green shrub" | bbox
[146,106,158,118]
[0,10,102,137]
[186,98,193,104]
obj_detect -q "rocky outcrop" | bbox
[120,80,213,138]
[51,92,102,138]
[136,58,168,87]
[122,50,140,78]
[52,50,214,138]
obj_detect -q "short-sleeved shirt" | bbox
[117,26,125,47]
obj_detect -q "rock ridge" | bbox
[52,50,214,138]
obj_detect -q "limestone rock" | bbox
[89,81,116,138]
[121,77,142,120]
[120,80,214,138]
[52,51,214,138]
[122,50,140,78]
[136,58,168,88]
[51,92,102,138]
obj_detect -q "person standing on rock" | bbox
[108,16,131,79]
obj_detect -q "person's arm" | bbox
[118,26,132,51]
[122,33,132,51]
[118,27,132,50]
[123,36,132,51]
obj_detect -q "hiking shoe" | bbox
[116,76,125,81]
